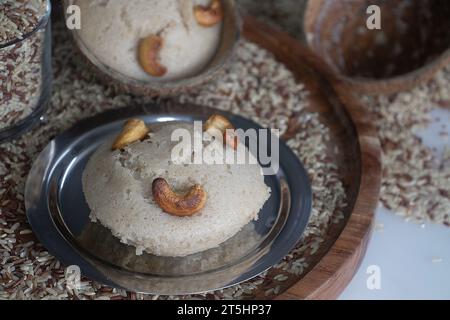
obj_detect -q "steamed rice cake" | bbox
[73,0,222,81]
[82,122,271,257]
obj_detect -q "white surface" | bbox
[340,207,450,300]
[340,108,449,300]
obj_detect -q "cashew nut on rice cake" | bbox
[82,116,271,257]
[73,0,223,80]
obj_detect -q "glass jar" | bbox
[0,0,52,142]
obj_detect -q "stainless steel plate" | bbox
[25,102,312,295]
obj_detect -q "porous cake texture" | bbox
[74,0,222,81]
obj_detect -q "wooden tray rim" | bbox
[242,16,382,300]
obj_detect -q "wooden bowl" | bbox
[303,0,450,94]
[242,16,381,299]
[63,0,241,97]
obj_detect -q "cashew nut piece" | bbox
[138,35,167,77]
[223,129,238,150]
[112,119,150,151]
[204,114,239,150]
[194,0,224,27]
[152,178,207,217]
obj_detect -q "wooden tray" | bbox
[243,16,382,300]
[42,4,382,299]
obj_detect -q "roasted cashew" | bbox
[152,178,207,217]
[223,129,238,150]
[138,35,167,77]
[194,0,224,27]
[112,119,150,151]
[204,114,239,150]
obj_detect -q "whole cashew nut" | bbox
[112,119,150,151]
[204,114,239,150]
[152,178,207,217]
[194,0,224,27]
[138,35,167,77]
